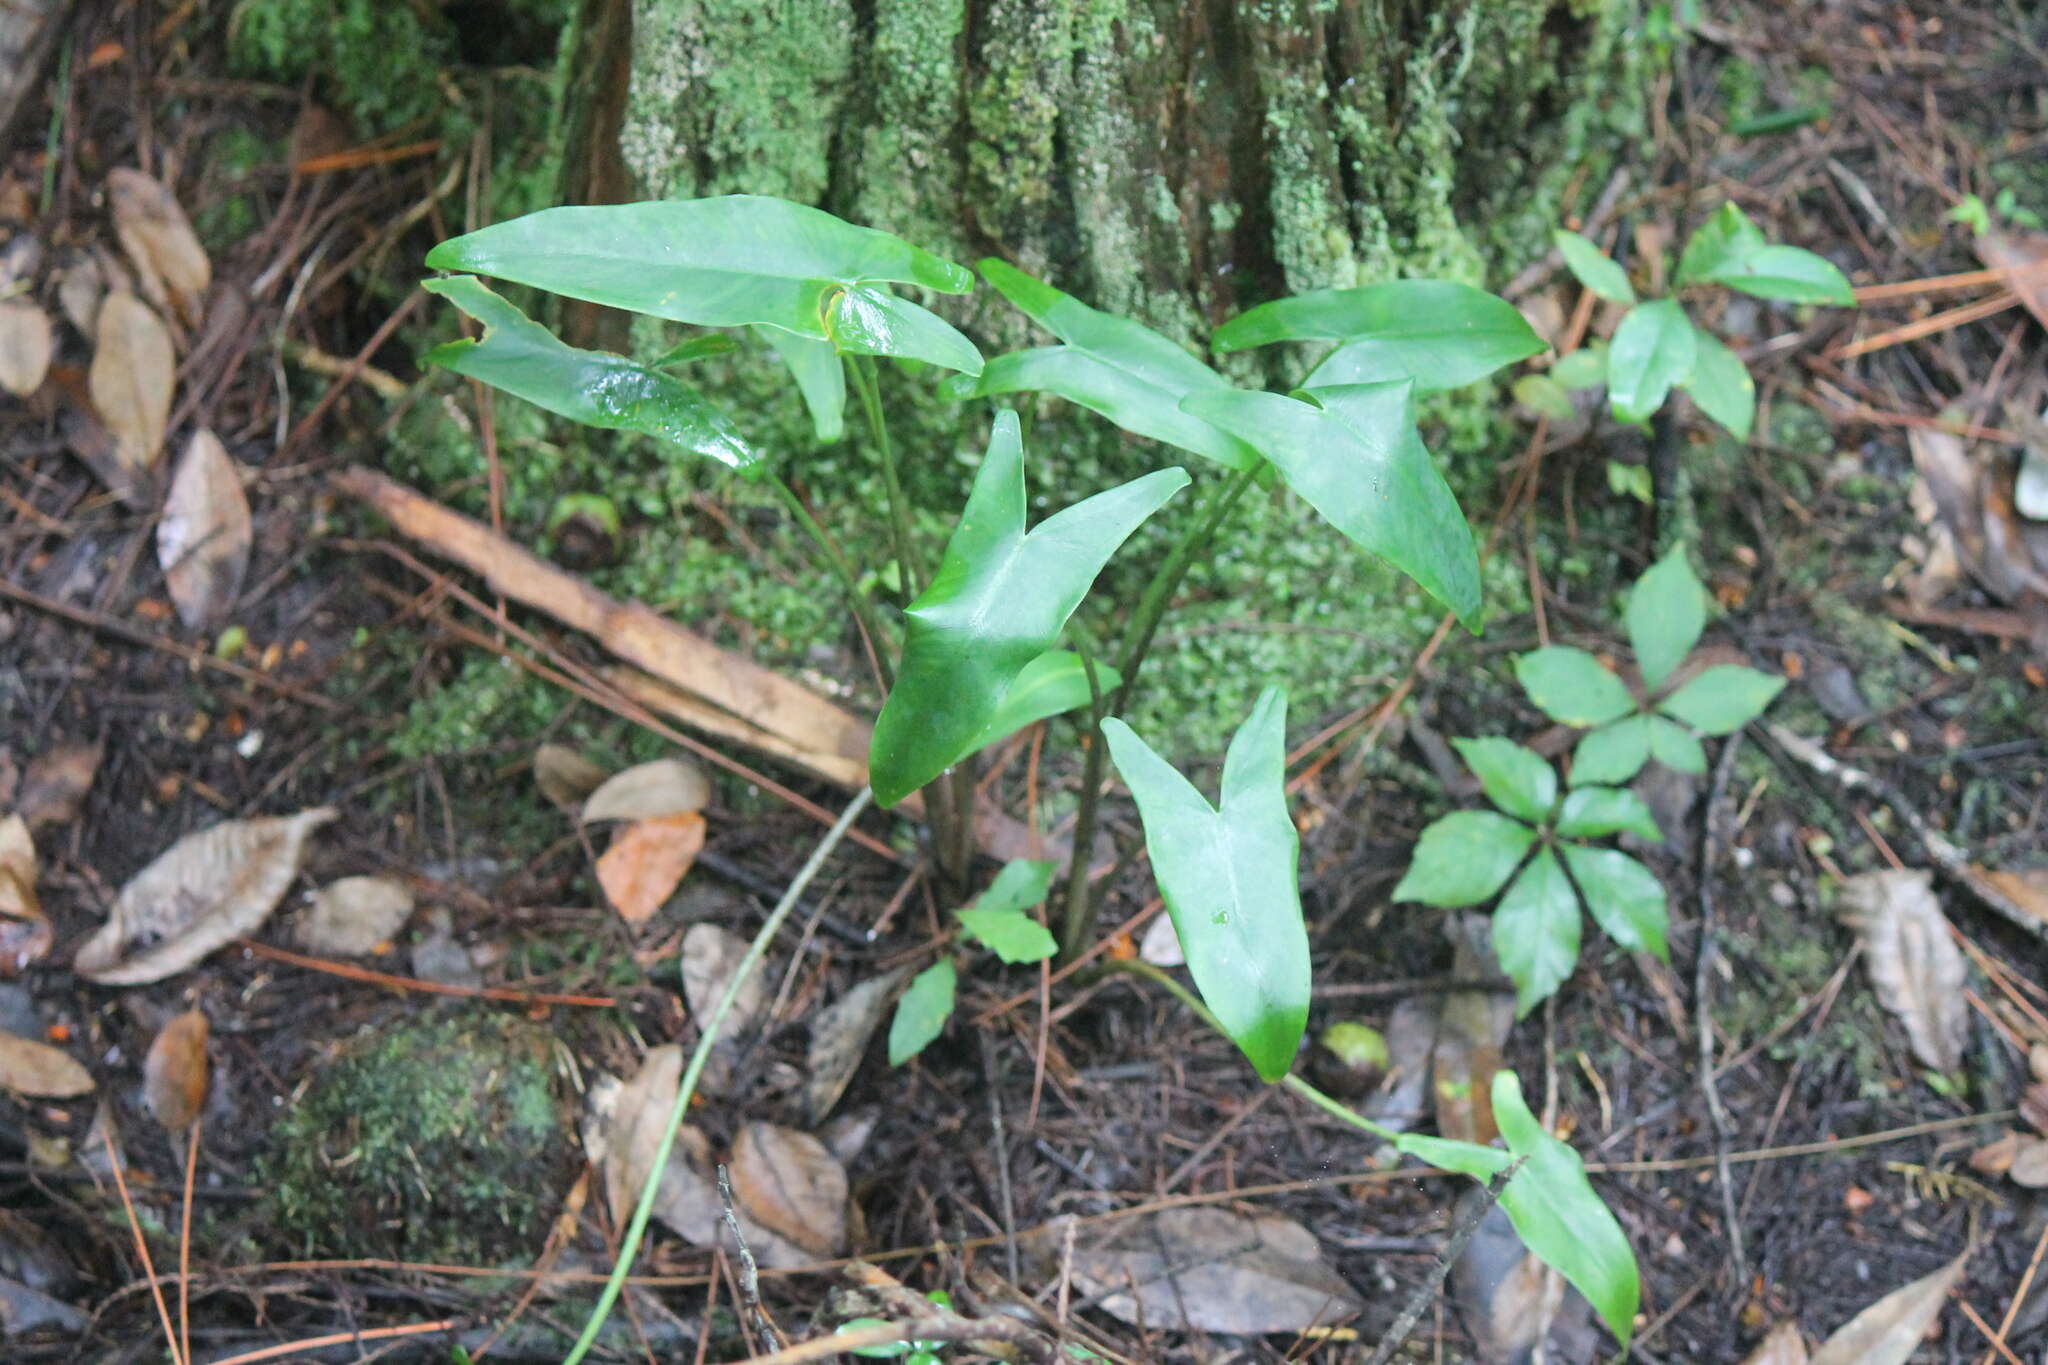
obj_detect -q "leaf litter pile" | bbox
[2,3,2048,1363]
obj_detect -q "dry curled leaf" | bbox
[88,291,173,477]
[1836,869,1968,1072]
[1046,1206,1363,1335]
[728,1122,849,1259]
[1973,865,2048,929]
[157,429,251,631]
[802,967,908,1125]
[0,1031,93,1098]
[533,743,607,809]
[1978,230,2048,335]
[2010,1136,2048,1188]
[0,816,52,974]
[595,812,705,926]
[106,168,210,329]
[142,1009,208,1131]
[1738,1320,1810,1365]
[680,922,763,1030]
[582,758,711,823]
[0,298,52,397]
[601,1045,683,1228]
[296,876,414,956]
[74,807,336,985]
[1970,1130,2019,1176]
[56,250,104,339]
[16,742,100,829]
[1809,1248,1968,1365]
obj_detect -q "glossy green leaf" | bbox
[421,277,761,473]
[756,326,845,441]
[1102,687,1309,1082]
[1561,845,1669,959]
[1551,344,1607,390]
[426,193,971,330]
[1571,716,1650,787]
[1624,545,1707,693]
[1607,299,1697,424]
[956,859,1058,964]
[869,413,1188,807]
[946,259,1257,469]
[1682,326,1755,439]
[1393,812,1536,907]
[1646,715,1706,774]
[1515,646,1636,727]
[1555,788,1662,842]
[1397,1130,1510,1179]
[969,650,1122,751]
[1703,245,1854,306]
[826,284,984,374]
[1182,383,1481,625]
[888,959,956,1065]
[1452,737,1557,825]
[1674,203,1767,287]
[1215,281,1544,393]
[1553,230,1636,304]
[650,333,739,366]
[1657,665,1785,735]
[1493,849,1581,1015]
[1492,1071,1640,1340]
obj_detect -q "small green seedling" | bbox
[1549,202,1856,440]
[1395,737,1668,1014]
[889,859,1058,1065]
[843,1288,956,1365]
[1516,543,1786,786]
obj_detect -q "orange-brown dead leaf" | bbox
[142,1010,209,1131]
[596,812,706,926]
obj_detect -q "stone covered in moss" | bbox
[261,1007,575,1264]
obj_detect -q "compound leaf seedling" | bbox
[1515,544,1785,786]
[1211,279,1546,392]
[955,859,1058,964]
[867,411,1188,807]
[888,958,956,1066]
[1104,686,1309,1082]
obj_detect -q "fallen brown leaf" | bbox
[15,742,101,828]
[141,1009,208,1131]
[1809,1248,1967,1365]
[88,291,174,477]
[157,429,252,631]
[2010,1136,2048,1188]
[1970,1130,2018,1176]
[601,1045,683,1228]
[74,807,337,985]
[0,816,52,974]
[1738,1320,1810,1365]
[533,743,608,809]
[582,758,711,823]
[296,876,414,956]
[1973,865,2048,928]
[728,1121,848,1258]
[1836,869,1969,1072]
[0,298,52,397]
[801,967,908,1125]
[0,1031,93,1098]
[595,811,704,925]
[56,250,104,339]
[106,168,210,329]
[1978,230,2048,334]
[679,922,763,1031]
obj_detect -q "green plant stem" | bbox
[1057,467,1259,959]
[559,788,873,1365]
[846,353,924,600]
[765,473,894,690]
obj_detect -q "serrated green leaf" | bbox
[1553,230,1636,304]
[1555,788,1662,842]
[1515,646,1637,727]
[1103,687,1310,1082]
[888,959,956,1065]
[1182,383,1482,626]
[1393,811,1537,907]
[1682,326,1755,439]
[1624,545,1707,693]
[1703,244,1855,306]
[1571,716,1650,787]
[1675,203,1768,286]
[1493,849,1581,1016]
[1214,281,1544,392]
[1607,299,1697,424]
[1452,737,1557,824]
[1646,715,1706,773]
[1551,344,1607,390]
[947,259,1257,469]
[756,326,845,441]
[421,276,762,473]
[1561,845,1669,958]
[869,413,1188,807]
[969,650,1122,751]
[425,196,980,371]
[1657,665,1785,735]
[1492,1071,1640,1340]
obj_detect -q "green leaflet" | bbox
[1552,230,1636,304]
[1658,665,1786,735]
[1103,687,1310,1083]
[1607,299,1697,424]
[969,651,1122,752]
[1393,811,1536,907]
[1572,716,1650,787]
[1682,326,1756,439]
[1646,715,1706,774]
[888,959,956,1065]
[425,194,982,373]
[1213,281,1544,393]
[1182,382,1482,626]
[421,277,761,474]
[1675,203,1854,305]
[867,412,1188,807]
[1493,848,1580,1016]
[947,259,1257,470]
[1675,204,1767,286]
[1554,788,1662,843]
[1516,646,1636,727]
[956,860,1058,964]
[1561,845,1669,959]
[1623,545,1707,693]
[1452,737,1556,825]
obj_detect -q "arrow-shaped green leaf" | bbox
[421,276,762,473]
[868,413,1187,807]
[1103,686,1310,1082]
[1213,281,1544,393]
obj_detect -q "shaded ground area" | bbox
[1,1,2046,1362]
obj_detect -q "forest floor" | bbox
[2,2,2048,1363]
